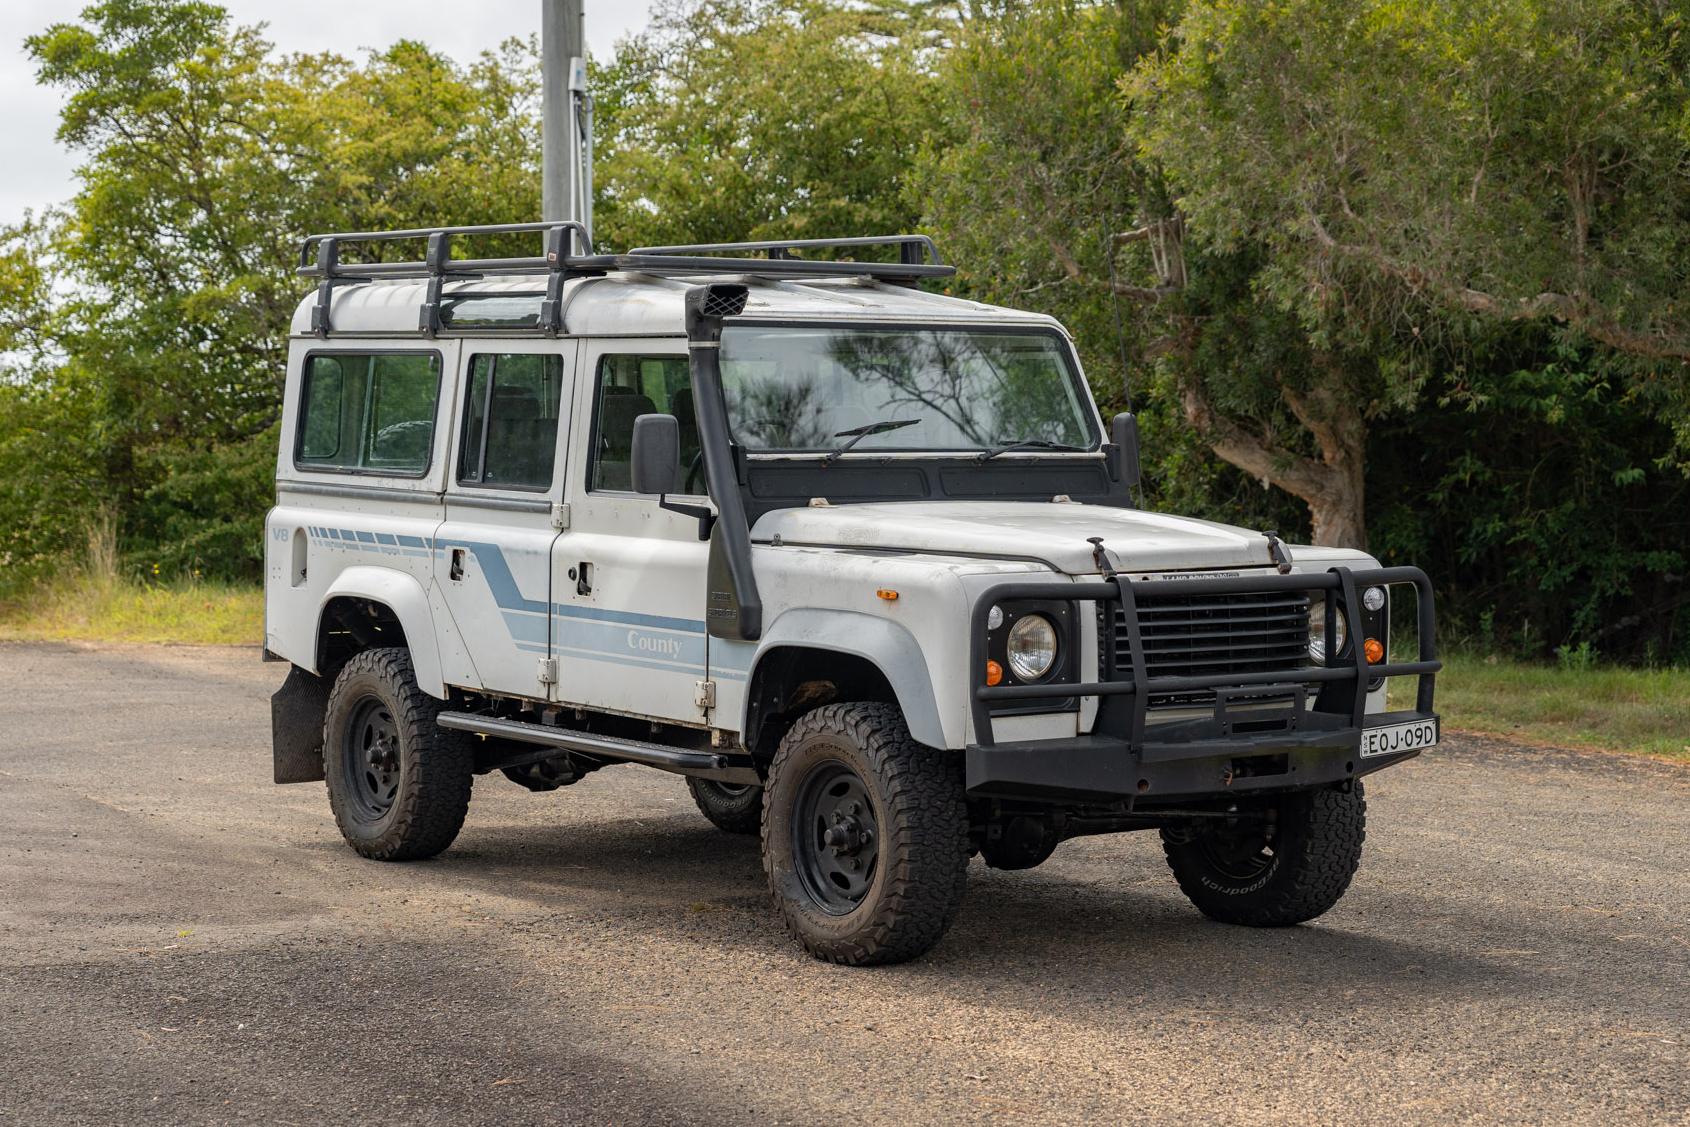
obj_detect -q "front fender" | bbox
[748,608,948,749]
[318,566,447,698]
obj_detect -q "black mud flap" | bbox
[271,665,330,784]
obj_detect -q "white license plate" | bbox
[1360,718,1439,758]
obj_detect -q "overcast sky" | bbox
[1,1,654,228]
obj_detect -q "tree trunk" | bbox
[1179,365,1369,551]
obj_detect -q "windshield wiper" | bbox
[975,437,1086,462]
[821,417,922,465]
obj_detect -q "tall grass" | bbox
[0,519,262,646]
[1393,641,1690,762]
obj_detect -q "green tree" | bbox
[1,0,543,584]
[1129,0,1690,534]
[593,0,951,250]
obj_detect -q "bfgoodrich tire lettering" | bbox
[323,647,474,861]
[1161,782,1366,926]
[762,702,970,965]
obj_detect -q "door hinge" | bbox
[550,502,571,530]
[694,680,717,710]
[537,657,559,685]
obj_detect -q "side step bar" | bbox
[435,712,759,785]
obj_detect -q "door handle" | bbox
[449,548,465,582]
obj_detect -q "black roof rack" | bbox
[296,222,954,338]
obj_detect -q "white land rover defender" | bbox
[266,222,1442,965]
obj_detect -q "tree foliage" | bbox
[593,0,949,250]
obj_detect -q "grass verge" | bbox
[0,573,262,646]
[1397,651,1690,762]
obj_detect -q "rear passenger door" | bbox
[551,341,713,723]
[434,342,575,697]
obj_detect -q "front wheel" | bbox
[323,648,474,861]
[762,702,970,965]
[1161,782,1366,926]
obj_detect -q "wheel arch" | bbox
[742,609,947,758]
[314,566,446,698]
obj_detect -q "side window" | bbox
[296,352,441,475]
[457,353,565,490]
[590,354,702,493]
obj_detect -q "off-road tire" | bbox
[687,778,763,835]
[323,648,474,861]
[1161,782,1365,926]
[762,702,970,965]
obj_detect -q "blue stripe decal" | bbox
[563,648,707,677]
[433,539,548,615]
[553,603,706,635]
[308,531,763,686]
[501,611,550,645]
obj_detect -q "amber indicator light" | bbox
[985,661,1004,686]
[876,589,899,601]
[1364,638,1385,664]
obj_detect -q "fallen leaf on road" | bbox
[490,1077,527,1086]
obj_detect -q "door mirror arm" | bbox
[659,496,715,541]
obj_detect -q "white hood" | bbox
[751,500,1334,575]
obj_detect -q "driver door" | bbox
[550,341,715,723]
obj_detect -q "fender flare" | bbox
[746,609,948,750]
[316,566,447,698]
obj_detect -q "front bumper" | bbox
[966,566,1441,804]
[967,710,1437,803]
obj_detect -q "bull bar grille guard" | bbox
[968,566,1440,752]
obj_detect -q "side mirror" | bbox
[1111,412,1142,489]
[630,413,679,495]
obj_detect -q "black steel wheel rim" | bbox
[1196,816,1277,881]
[712,782,754,798]
[342,694,402,823]
[791,760,880,915]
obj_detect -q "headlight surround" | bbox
[1307,598,1347,664]
[1006,614,1059,681]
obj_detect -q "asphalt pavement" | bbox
[1,641,1686,1126]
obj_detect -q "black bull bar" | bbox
[965,566,1441,803]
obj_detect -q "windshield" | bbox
[718,326,1098,454]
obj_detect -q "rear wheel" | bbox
[687,778,763,835]
[1161,782,1366,926]
[323,648,474,861]
[762,702,969,965]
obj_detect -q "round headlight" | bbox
[1308,600,1347,664]
[1362,586,1386,612]
[986,605,1004,631]
[1007,615,1058,680]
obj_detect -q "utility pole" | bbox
[542,0,589,239]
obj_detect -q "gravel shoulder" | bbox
[2,641,1686,1126]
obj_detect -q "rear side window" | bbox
[590,354,701,493]
[296,353,441,475]
[457,353,566,490]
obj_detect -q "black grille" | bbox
[1108,591,1312,707]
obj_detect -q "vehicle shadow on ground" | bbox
[314,807,1516,1018]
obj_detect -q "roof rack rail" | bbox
[296,223,954,337]
[627,234,945,267]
